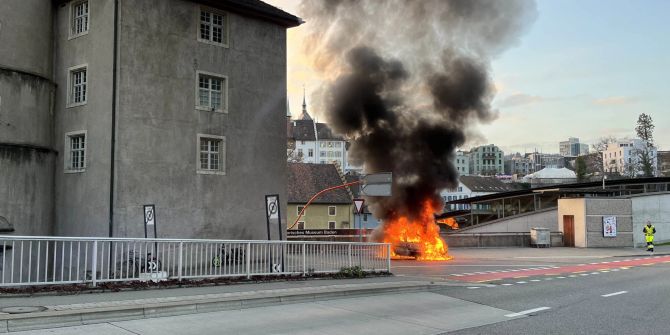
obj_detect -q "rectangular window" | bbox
[197,134,225,174]
[297,206,305,216]
[297,222,305,230]
[320,151,326,157]
[297,149,303,157]
[65,131,86,172]
[328,206,336,216]
[71,1,89,37]
[197,72,227,112]
[199,9,228,46]
[328,221,336,229]
[308,149,314,157]
[68,65,88,106]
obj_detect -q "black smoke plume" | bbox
[299,0,537,222]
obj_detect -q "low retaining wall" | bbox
[444,232,563,248]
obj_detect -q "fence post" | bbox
[348,244,352,268]
[302,243,306,276]
[386,244,391,273]
[178,242,183,281]
[91,240,98,287]
[246,242,251,279]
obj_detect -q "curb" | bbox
[0,281,441,333]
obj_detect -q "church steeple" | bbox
[299,86,312,120]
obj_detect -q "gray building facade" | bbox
[469,144,504,176]
[1,0,300,239]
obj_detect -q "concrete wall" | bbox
[112,0,288,239]
[52,0,116,237]
[584,198,633,247]
[287,204,353,230]
[459,208,557,233]
[558,198,586,247]
[0,0,55,236]
[631,193,670,246]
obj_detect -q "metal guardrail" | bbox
[0,236,391,287]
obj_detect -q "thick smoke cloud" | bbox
[299,0,537,221]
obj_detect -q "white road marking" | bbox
[502,283,514,286]
[557,276,566,279]
[516,281,528,284]
[600,270,610,273]
[611,269,620,271]
[530,279,541,282]
[467,287,480,290]
[505,307,551,318]
[544,278,553,281]
[568,275,577,277]
[602,291,628,297]
[452,274,464,277]
[579,274,589,276]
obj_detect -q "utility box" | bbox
[530,227,550,248]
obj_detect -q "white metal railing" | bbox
[0,236,391,287]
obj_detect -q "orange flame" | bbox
[382,199,452,261]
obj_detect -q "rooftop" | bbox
[288,163,352,204]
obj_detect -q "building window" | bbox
[199,8,228,46]
[328,206,336,216]
[297,221,305,230]
[308,148,314,157]
[196,71,227,112]
[297,149,303,157]
[297,206,305,216]
[363,214,368,222]
[68,65,87,107]
[70,1,89,38]
[328,221,336,229]
[197,134,225,174]
[65,131,86,173]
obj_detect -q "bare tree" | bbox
[589,136,616,175]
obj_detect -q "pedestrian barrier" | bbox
[0,236,391,287]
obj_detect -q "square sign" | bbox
[603,216,617,237]
[266,195,279,220]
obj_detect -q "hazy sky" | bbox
[268,0,669,154]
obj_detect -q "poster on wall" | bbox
[603,216,617,237]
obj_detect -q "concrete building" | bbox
[0,0,300,239]
[454,150,470,176]
[469,145,504,176]
[559,137,589,157]
[287,163,353,230]
[527,151,565,170]
[603,139,658,177]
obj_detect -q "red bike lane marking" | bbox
[451,255,670,283]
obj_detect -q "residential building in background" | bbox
[559,137,589,157]
[603,139,658,176]
[287,163,353,230]
[441,176,514,211]
[286,97,349,169]
[658,151,670,177]
[0,0,300,239]
[469,145,504,175]
[454,150,470,176]
[505,153,534,176]
[527,152,565,170]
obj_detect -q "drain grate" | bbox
[1,306,47,314]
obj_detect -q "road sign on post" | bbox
[360,172,392,196]
[143,204,157,239]
[353,198,365,214]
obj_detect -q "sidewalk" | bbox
[448,245,670,260]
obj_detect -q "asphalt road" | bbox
[12,248,670,334]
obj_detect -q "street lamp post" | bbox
[602,174,607,190]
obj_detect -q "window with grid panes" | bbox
[68,133,86,171]
[297,222,305,230]
[71,68,87,104]
[199,10,227,45]
[199,137,222,171]
[198,74,224,111]
[72,1,89,36]
[328,221,336,229]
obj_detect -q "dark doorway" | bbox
[563,215,575,247]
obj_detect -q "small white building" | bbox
[603,139,658,177]
[441,176,514,211]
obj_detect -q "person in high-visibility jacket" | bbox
[643,221,656,252]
